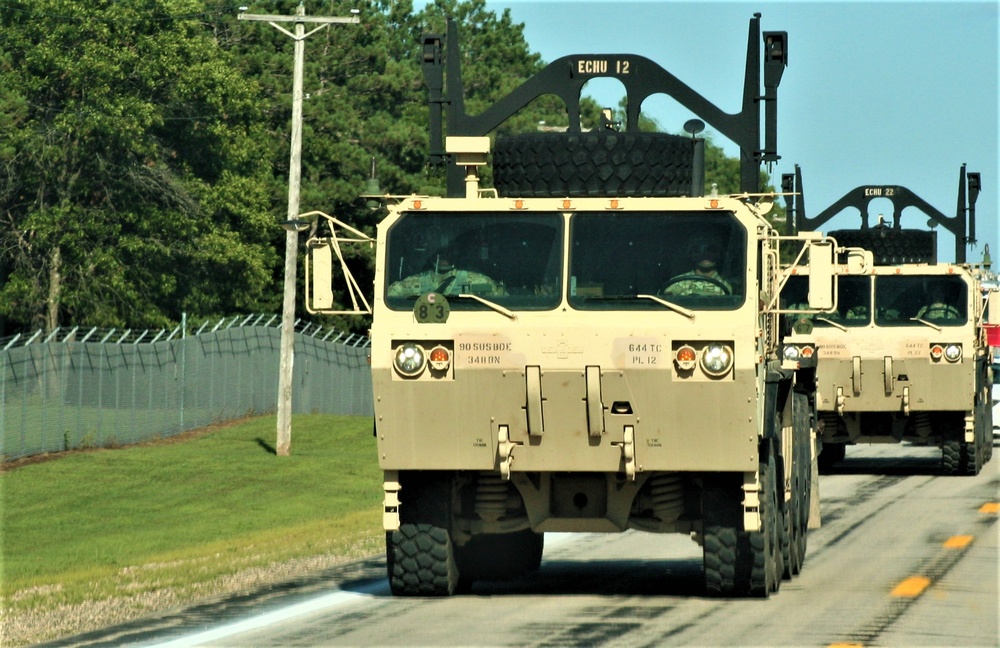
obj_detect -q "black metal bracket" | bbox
[422,14,787,197]
[783,164,981,263]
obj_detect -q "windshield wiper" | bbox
[456,294,517,320]
[815,317,848,332]
[636,294,695,319]
[909,317,942,332]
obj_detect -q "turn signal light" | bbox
[428,345,451,371]
[675,345,697,371]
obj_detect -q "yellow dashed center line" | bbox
[979,502,999,514]
[891,576,931,598]
[943,534,974,548]
[827,643,864,648]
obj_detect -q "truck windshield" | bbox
[384,212,563,311]
[568,211,747,310]
[782,274,969,328]
[874,275,967,326]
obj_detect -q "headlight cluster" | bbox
[929,343,962,363]
[782,344,815,363]
[674,342,734,378]
[393,342,452,377]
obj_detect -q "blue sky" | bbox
[474,1,998,265]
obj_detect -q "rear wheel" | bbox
[785,392,812,577]
[743,450,782,597]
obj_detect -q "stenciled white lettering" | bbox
[576,59,609,74]
[458,342,512,352]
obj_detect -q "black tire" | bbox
[941,410,981,476]
[785,392,811,577]
[456,530,544,582]
[388,523,461,596]
[702,474,741,597]
[829,228,935,265]
[779,454,798,581]
[387,473,462,596]
[818,442,845,473]
[943,437,980,476]
[492,131,695,198]
[742,450,782,597]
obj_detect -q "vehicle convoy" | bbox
[779,167,998,474]
[307,15,853,598]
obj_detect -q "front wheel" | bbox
[388,524,461,596]
[388,473,463,596]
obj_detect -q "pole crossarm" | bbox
[238,13,359,40]
[238,13,359,24]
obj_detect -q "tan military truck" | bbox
[780,169,997,474]
[307,15,844,597]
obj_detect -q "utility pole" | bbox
[239,3,359,456]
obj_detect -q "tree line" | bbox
[0,0,766,337]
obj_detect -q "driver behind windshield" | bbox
[661,238,732,297]
[387,255,506,298]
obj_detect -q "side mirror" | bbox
[987,290,1000,326]
[808,240,835,310]
[845,248,874,275]
[307,240,335,311]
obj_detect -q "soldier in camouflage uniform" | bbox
[661,241,732,297]
[387,258,505,298]
[915,283,961,320]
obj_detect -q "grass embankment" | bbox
[0,414,383,639]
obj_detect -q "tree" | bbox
[0,0,764,336]
[0,0,278,332]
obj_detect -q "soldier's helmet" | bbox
[689,235,722,272]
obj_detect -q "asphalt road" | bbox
[43,442,998,648]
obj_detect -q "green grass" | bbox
[0,414,383,612]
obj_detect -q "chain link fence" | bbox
[1,314,372,463]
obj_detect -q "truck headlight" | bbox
[393,343,426,377]
[701,343,734,377]
[943,344,962,363]
[783,345,800,362]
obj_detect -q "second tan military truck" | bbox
[780,169,997,474]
